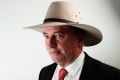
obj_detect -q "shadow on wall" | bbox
[109,0,120,20]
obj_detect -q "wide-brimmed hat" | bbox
[25,1,103,46]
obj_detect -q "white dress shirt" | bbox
[52,51,85,80]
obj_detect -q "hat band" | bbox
[44,18,74,23]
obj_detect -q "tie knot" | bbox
[59,68,68,80]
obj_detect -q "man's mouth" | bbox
[49,48,61,55]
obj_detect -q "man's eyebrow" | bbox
[43,32,47,35]
[53,32,66,35]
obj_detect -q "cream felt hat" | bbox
[25,1,103,46]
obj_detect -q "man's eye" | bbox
[43,34,49,39]
[55,33,65,39]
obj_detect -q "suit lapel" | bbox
[39,63,57,80]
[80,52,100,80]
[46,63,57,80]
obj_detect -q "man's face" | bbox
[43,25,83,67]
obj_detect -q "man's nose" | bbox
[48,36,57,48]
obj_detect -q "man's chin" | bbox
[50,55,62,62]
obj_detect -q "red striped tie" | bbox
[58,68,68,80]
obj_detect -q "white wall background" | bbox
[0,0,120,80]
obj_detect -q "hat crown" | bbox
[45,1,82,23]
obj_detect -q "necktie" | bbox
[58,68,68,80]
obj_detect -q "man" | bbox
[26,1,120,80]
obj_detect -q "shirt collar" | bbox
[57,51,85,77]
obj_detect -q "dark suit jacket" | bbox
[39,53,120,80]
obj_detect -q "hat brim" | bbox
[25,22,103,46]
